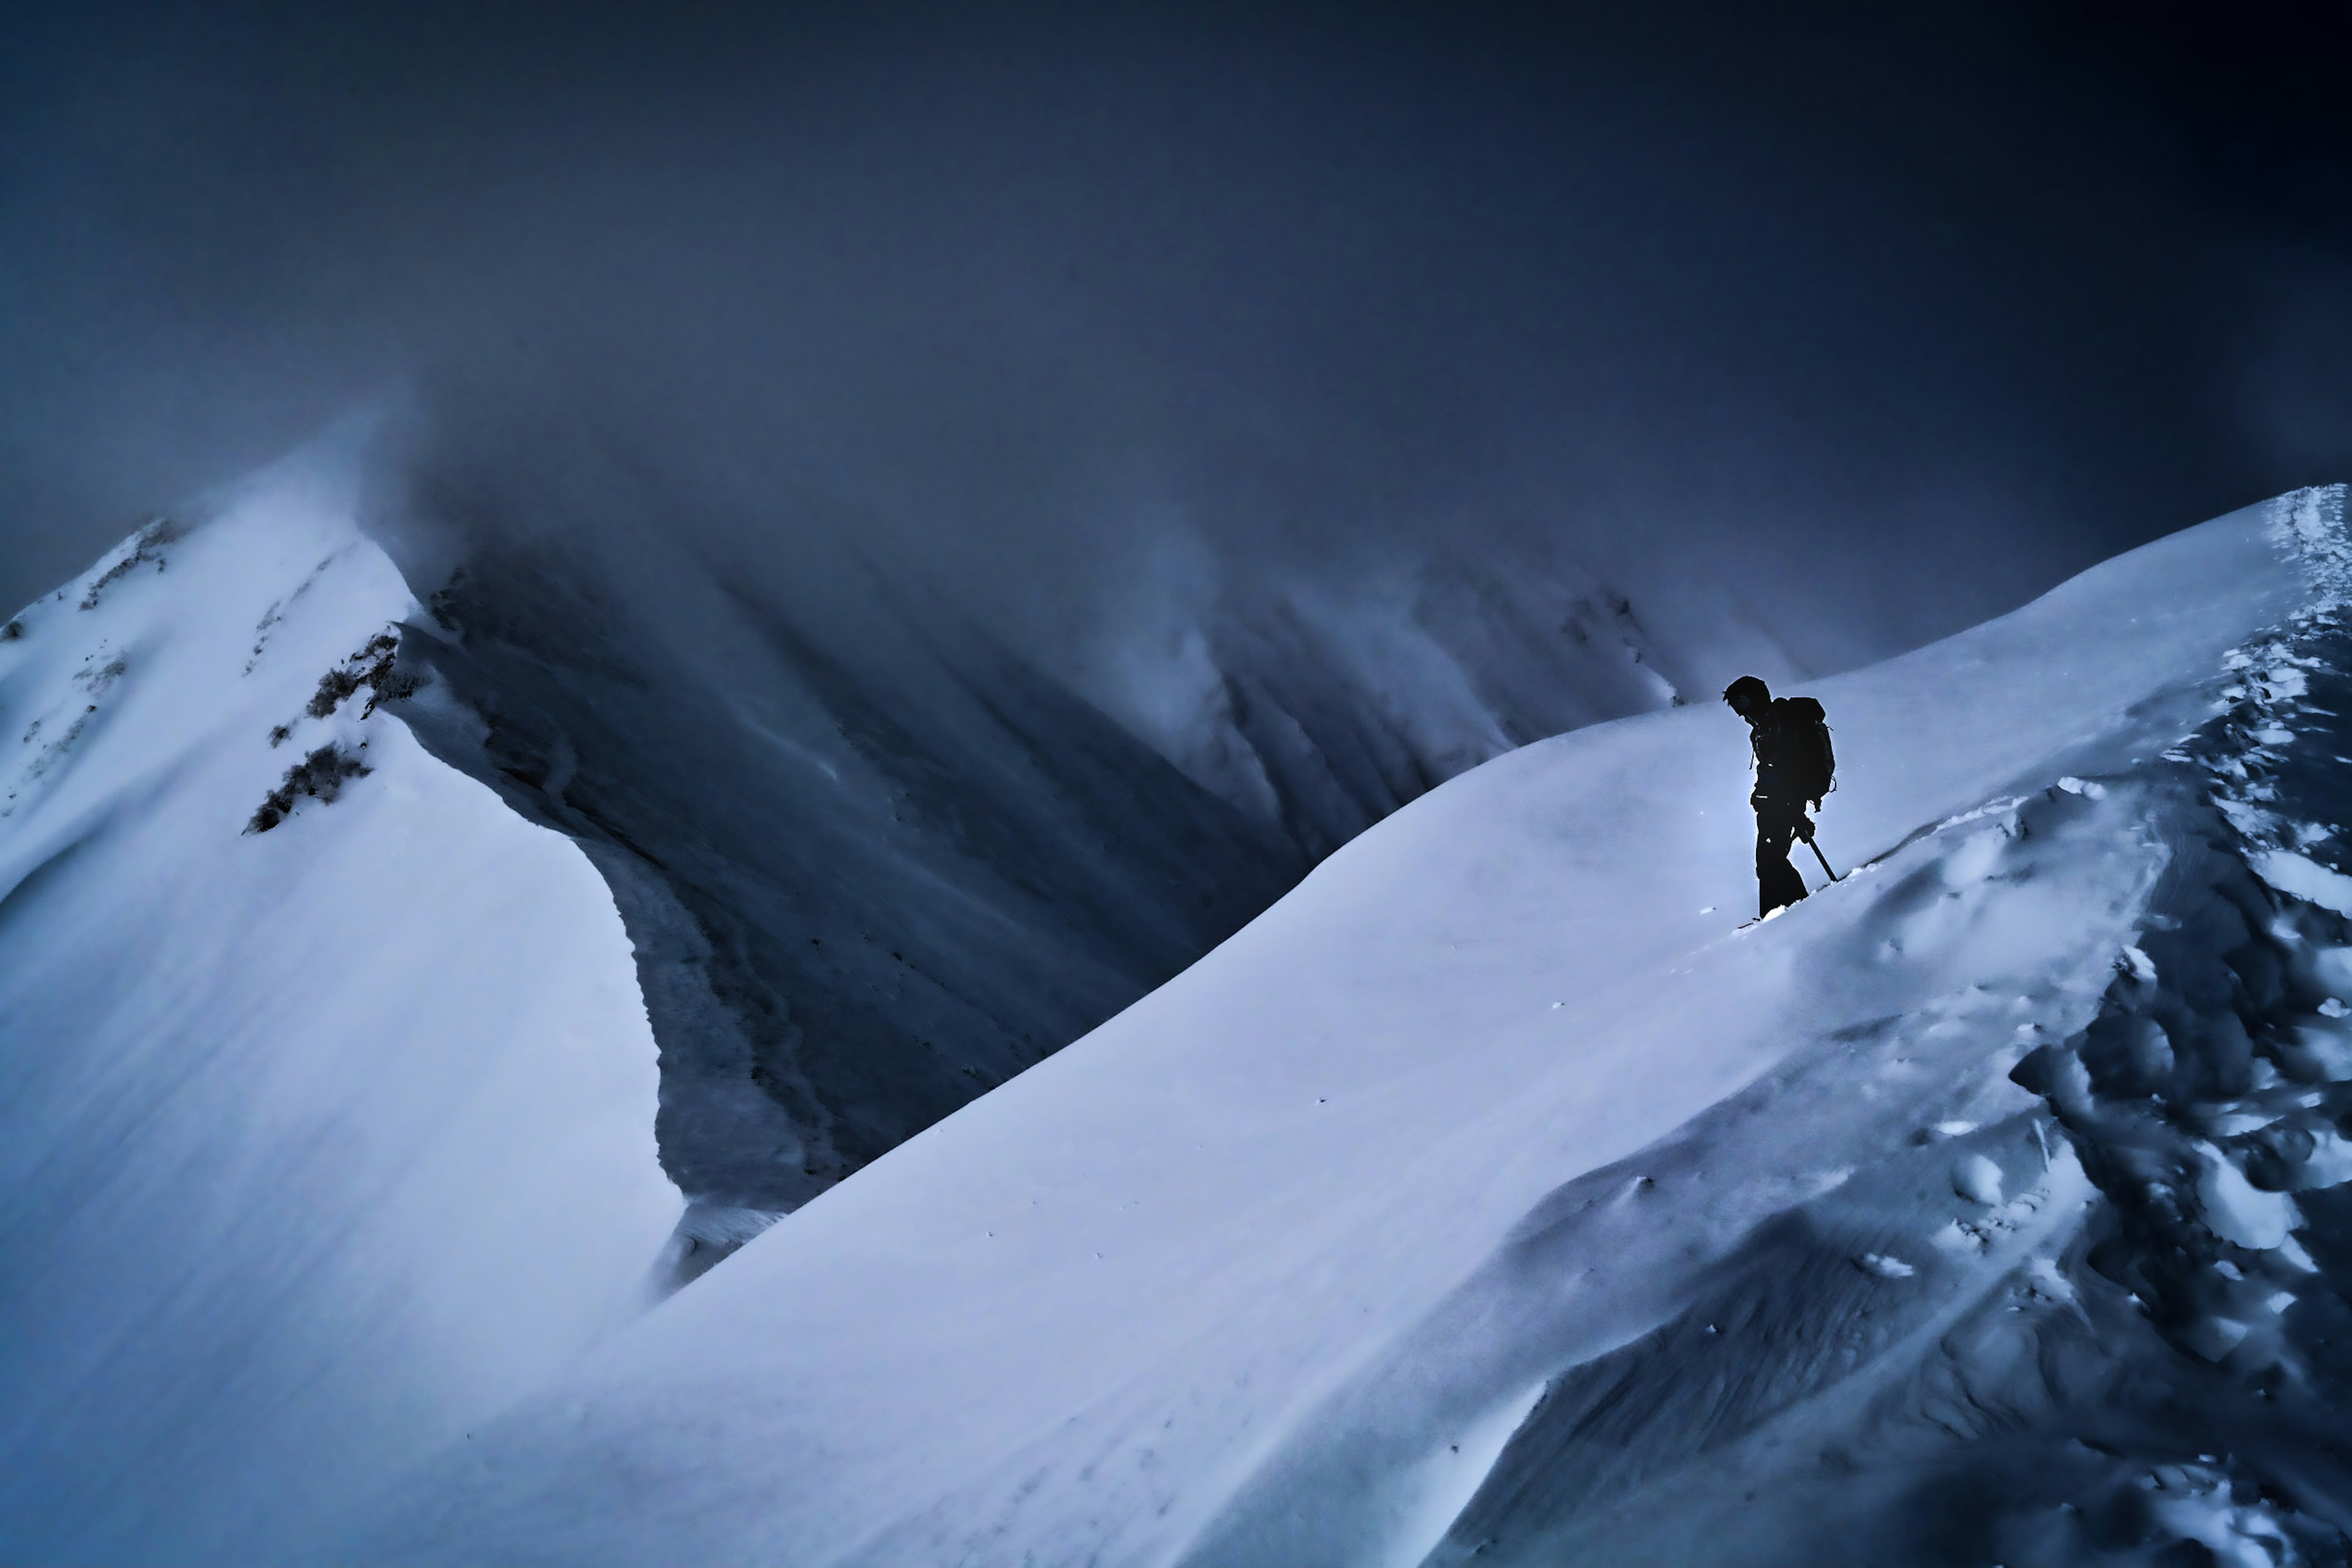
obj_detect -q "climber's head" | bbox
[1721,676,1770,720]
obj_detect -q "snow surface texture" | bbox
[351,489,2352,1566]
[0,457,679,1564]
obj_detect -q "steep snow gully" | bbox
[333,486,2352,1568]
[10,475,2352,1567]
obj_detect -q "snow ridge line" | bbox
[2010,609,2352,1562]
[2267,483,2352,612]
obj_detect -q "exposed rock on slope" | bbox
[0,461,679,1565]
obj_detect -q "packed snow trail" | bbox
[1422,500,2352,1566]
[345,491,2348,1566]
[0,451,680,1564]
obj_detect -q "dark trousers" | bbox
[1753,795,1812,919]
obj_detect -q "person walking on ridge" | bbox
[1721,676,1836,920]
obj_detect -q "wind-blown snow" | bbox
[0,453,679,1564]
[349,492,2352,1566]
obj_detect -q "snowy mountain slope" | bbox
[388,512,1791,1254]
[346,490,2348,1567]
[0,457,680,1564]
[1425,503,2352,1567]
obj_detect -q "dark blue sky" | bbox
[4,1,2349,662]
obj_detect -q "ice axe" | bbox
[1799,819,1839,882]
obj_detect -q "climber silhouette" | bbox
[1722,676,1836,920]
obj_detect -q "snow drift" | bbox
[347,489,2352,1567]
[0,453,680,1564]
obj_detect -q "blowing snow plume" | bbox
[329,491,2352,1567]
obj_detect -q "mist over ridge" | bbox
[7,0,2351,687]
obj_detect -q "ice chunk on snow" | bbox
[2182,1316,2252,1362]
[1857,1253,1917,1279]
[2148,1467,2297,1568]
[2300,1129,2352,1189]
[2250,848,2352,918]
[1953,1153,2005,1206]
[2195,1144,2299,1250]
[2025,1255,2075,1303]
[1932,1220,1985,1254]
[2215,796,2276,836]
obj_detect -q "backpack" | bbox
[1779,696,1836,804]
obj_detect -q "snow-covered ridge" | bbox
[395,516,1796,1245]
[2271,481,2352,608]
[345,492,2352,1565]
[0,459,679,1564]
